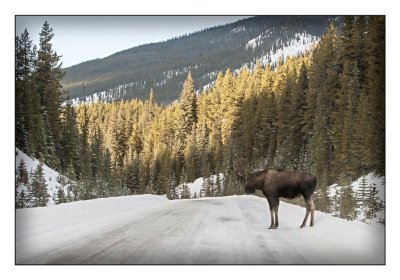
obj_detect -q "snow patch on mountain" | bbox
[260,32,318,66]
[246,28,275,50]
[231,25,245,34]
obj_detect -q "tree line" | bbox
[15,16,384,211]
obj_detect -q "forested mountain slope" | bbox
[62,16,333,103]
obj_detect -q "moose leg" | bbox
[274,199,280,228]
[308,196,315,227]
[300,197,310,228]
[267,197,278,229]
[268,206,276,229]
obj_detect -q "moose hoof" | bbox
[300,224,306,229]
[268,225,277,229]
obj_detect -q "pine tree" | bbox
[201,176,214,197]
[34,21,65,168]
[15,30,35,153]
[253,65,275,165]
[184,124,197,182]
[179,167,191,198]
[353,16,368,86]
[77,104,91,180]
[176,71,197,142]
[364,16,385,175]
[60,100,80,173]
[206,72,224,174]
[55,175,67,205]
[16,159,29,185]
[125,154,140,194]
[338,185,358,221]
[307,22,340,186]
[150,155,162,194]
[240,76,258,163]
[29,163,49,207]
[16,159,30,208]
[332,62,360,181]
[220,68,237,145]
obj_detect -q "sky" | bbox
[16,16,248,68]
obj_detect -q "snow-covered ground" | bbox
[16,194,384,264]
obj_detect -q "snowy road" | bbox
[16,195,384,264]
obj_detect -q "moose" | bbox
[233,159,317,229]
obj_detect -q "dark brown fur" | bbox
[234,162,317,229]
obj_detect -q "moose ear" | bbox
[234,159,249,178]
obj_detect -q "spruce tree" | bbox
[307,22,340,186]
[16,159,29,185]
[29,163,49,207]
[55,175,68,205]
[365,16,385,175]
[184,124,197,182]
[15,30,35,153]
[125,155,140,195]
[60,100,80,173]
[176,71,197,142]
[34,21,65,168]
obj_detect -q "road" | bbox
[16,195,384,264]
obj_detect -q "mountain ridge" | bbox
[62,16,335,104]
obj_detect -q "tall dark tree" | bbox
[364,16,385,175]
[176,71,197,142]
[307,22,340,187]
[34,21,65,168]
[16,30,32,152]
[60,100,80,173]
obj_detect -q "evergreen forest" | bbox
[15,17,385,221]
